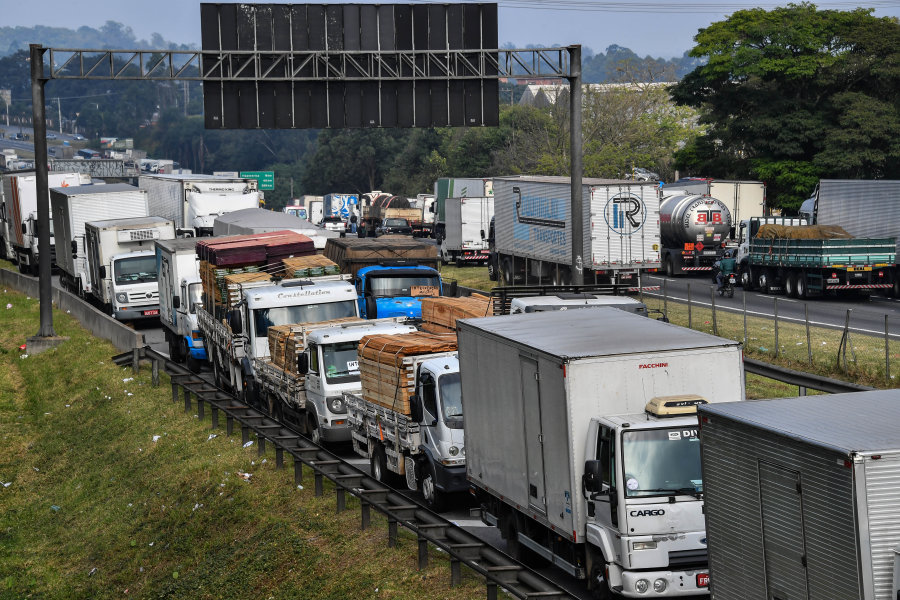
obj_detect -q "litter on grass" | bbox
[242,440,254,448]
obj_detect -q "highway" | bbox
[643,273,900,339]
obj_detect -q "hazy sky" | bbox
[4,0,900,59]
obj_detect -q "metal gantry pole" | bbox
[568,45,584,286]
[30,44,55,338]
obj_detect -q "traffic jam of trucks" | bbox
[11,167,900,598]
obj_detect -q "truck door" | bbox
[759,462,810,600]
[520,356,547,515]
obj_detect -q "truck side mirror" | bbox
[21,223,27,235]
[480,229,485,240]
[228,308,242,335]
[297,353,309,375]
[98,265,106,279]
[172,296,181,309]
[583,460,603,495]
[71,240,77,257]
[364,295,377,319]
[428,205,435,213]
[410,394,423,423]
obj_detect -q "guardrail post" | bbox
[687,283,692,329]
[171,382,179,404]
[197,397,205,421]
[226,415,234,436]
[211,406,219,429]
[183,388,191,413]
[151,359,159,387]
[257,434,266,456]
[886,314,891,385]
[743,291,748,347]
[450,558,461,586]
[774,297,779,358]
[710,287,718,335]
[805,303,812,366]
[417,533,429,569]
[132,347,140,375]
[336,487,346,513]
[315,472,324,497]
[361,501,370,530]
[388,518,398,547]
[486,581,498,600]
[276,447,284,469]
[241,425,250,446]
[799,386,807,396]
[294,458,303,485]
[663,279,668,316]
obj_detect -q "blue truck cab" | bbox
[356,264,443,319]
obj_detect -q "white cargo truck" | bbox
[458,308,744,598]
[508,293,648,316]
[346,352,465,510]
[439,196,494,266]
[51,183,150,297]
[0,171,89,273]
[84,216,175,320]
[253,318,416,444]
[698,390,900,600]
[199,277,360,403]
[155,238,207,368]
[492,176,660,286]
[139,173,259,237]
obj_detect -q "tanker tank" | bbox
[659,194,733,275]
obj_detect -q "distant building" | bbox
[518,82,671,108]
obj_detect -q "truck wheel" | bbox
[758,270,771,294]
[487,259,498,281]
[741,266,753,290]
[589,560,614,600]
[307,413,322,445]
[421,462,445,511]
[665,257,674,277]
[501,258,515,286]
[784,273,797,298]
[168,336,182,362]
[796,274,808,299]
[370,445,389,483]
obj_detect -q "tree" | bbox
[671,3,900,211]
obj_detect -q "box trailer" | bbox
[51,183,150,297]
[492,176,660,286]
[699,390,900,600]
[459,308,744,598]
[439,196,494,265]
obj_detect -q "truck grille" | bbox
[128,290,159,303]
[668,549,707,568]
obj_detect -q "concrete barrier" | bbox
[0,268,144,352]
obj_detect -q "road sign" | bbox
[239,171,275,190]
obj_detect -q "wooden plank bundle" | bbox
[357,332,457,415]
[267,317,362,372]
[420,295,492,333]
[281,255,341,278]
[324,237,439,278]
[196,230,316,267]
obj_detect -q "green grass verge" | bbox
[0,285,484,599]
[438,265,496,292]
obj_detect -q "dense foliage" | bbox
[671,3,900,211]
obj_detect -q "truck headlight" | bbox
[634,579,650,594]
[632,541,657,550]
[326,396,346,414]
[449,446,459,456]
[653,579,668,593]
[115,293,128,303]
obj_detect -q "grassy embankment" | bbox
[439,265,896,398]
[0,282,483,599]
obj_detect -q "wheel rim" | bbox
[422,473,435,503]
[797,277,806,297]
[742,271,750,287]
[785,276,794,297]
[373,454,383,481]
[310,420,321,445]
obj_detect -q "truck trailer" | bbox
[139,173,259,237]
[432,177,493,240]
[84,216,175,320]
[493,176,660,286]
[659,194,732,276]
[661,179,765,226]
[458,308,745,598]
[0,171,89,273]
[698,390,900,600]
[439,196,494,266]
[51,183,150,297]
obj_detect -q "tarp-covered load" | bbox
[755,224,853,240]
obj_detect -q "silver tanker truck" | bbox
[659,194,733,277]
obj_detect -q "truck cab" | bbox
[736,217,806,287]
[172,277,206,363]
[355,265,443,320]
[17,213,55,275]
[408,355,466,508]
[104,249,162,320]
[297,321,417,443]
[583,397,710,597]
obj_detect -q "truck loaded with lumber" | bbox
[195,231,360,403]
[359,193,419,238]
[324,237,448,320]
[345,331,465,510]
[738,217,895,297]
[253,318,416,444]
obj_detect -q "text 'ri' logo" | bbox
[606,195,645,235]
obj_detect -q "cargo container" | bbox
[439,196,494,266]
[699,390,900,600]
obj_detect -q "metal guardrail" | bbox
[113,346,573,600]
[744,357,874,394]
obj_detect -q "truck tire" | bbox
[307,413,322,446]
[589,559,614,600]
[168,336,182,362]
[420,461,445,511]
[501,258,515,286]
[487,258,498,281]
[741,265,753,290]
[370,444,389,483]
[796,273,808,299]
[784,273,797,298]
[758,270,772,294]
[665,256,675,277]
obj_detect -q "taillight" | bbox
[832,272,837,279]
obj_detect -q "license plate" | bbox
[697,573,709,587]
[143,309,159,316]
[728,276,736,283]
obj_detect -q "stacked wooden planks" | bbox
[323,237,439,278]
[420,294,493,334]
[267,317,362,372]
[197,231,315,312]
[281,255,341,278]
[357,332,457,415]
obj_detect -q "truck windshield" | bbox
[622,427,703,497]
[114,255,158,285]
[438,372,463,429]
[321,341,361,384]
[188,283,203,314]
[253,300,358,338]
[368,274,440,298]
